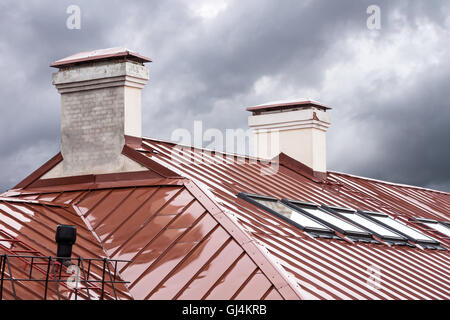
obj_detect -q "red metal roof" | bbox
[2,138,450,300]
[134,138,450,299]
[50,47,152,68]
[0,197,131,300]
[2,180,293,300]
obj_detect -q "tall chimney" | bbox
[46,47,151,178]
[247,100,331,174]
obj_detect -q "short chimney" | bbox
[47,47,151,177]
[247,100,331,174]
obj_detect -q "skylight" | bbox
[238,193,445,249]
[415,219,450,237]
[360,211,439,245]
[324,206,406,242]
[237,193,335,237]
[283,201,374,241]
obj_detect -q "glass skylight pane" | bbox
[252,198,329,231]
[299,206,367,234]
[423,222,450,237]
[337,211,403,238]
[371,215,435,242]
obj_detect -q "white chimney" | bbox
[44,47,151,178]
[247,100,331,175]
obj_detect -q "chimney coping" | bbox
[50,47,152,68]
[246,99,331,113]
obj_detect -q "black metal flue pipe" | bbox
[55,225,77,265]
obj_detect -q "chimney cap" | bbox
[246,99,331,113]
[50,47,152,68]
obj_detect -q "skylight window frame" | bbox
[237,193,336,238]
[441,221,450,228]
[358,210,441,248]
[322,205,410,245]
[413,218,450,238]
[282,200,377,242]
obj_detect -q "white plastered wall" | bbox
[249,108,330,173]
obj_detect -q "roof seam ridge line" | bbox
[0,207,109,279]
[260,284,277,300]
[69,204,134,299]
[0,205,60,254]
[11,177,184,195]
[82,189,114,219]
[143,223,225,299]
[122,144,181,178]
[91,188,136,232]
[230,267,259,300]
[173,237,235,300]
[200,252,247,300]
[0,197,68,208]
[329,171,450,196]
[128,208,210,290]
[71,202,131,297]
[110,187,190,260]
[142,139,263,162]
[183,179,304,300]
[1,202,94,253]
[101,187,161,243]
[72,203,111,255]
[28,203,102,250]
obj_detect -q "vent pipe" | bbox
[55,224,77,265]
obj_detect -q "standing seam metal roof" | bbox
[2,179,293,300]
[2,138,450,300]
[131,138,450,300]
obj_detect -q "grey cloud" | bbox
[0,0,449,192]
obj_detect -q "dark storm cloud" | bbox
[346,63,450,189]
[0,0,449,192]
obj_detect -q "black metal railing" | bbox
[0,254,130,300]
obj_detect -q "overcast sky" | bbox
[0,0,449,192]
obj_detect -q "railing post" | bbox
[101,258,106,300]
[79,257,92,300]
[44,257,51,300]
[0,254,4,300]
[105,259,118,300]
[5,255,17,300]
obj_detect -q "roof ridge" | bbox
[182,179,304,300]
[144,137,450,194]
[0,197,68,207]
[329,171,450,196]
[142,137,265,162]
[71,202,134,298]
